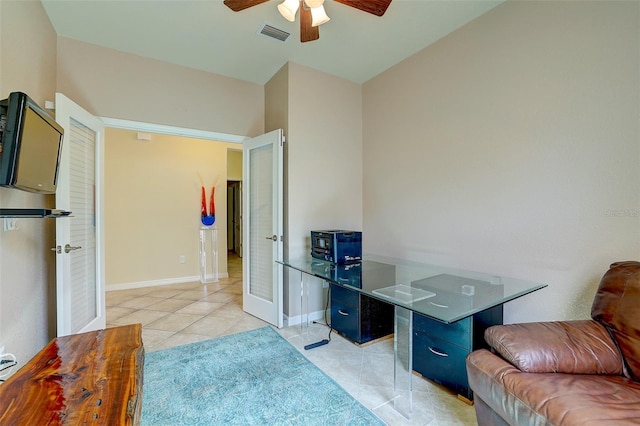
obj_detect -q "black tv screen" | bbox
[0,92,64,194]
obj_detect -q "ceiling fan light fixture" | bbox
[310,4,330,27]
[277,0,299,22]
[304,0,324,8]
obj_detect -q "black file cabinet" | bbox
[412,305,503,401]
[330,284,394,344]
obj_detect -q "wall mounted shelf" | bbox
[0,209,72,218]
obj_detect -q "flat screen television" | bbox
[0,92,64,194]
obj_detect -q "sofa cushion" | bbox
[591,261,640,380]
[502,372,640,425]
[484,320,623,375]
[467,349,640,426]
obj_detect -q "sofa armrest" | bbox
[466,349,547,426]
[484,320,623,375]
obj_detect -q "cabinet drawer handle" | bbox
[338,309,349,316]
[428,346,449,357]
[429,301,449,308]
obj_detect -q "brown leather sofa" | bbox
[466,261,640,425]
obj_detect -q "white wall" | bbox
[363,1,640,323]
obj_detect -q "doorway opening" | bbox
[102,117,245,290]
[227,180,242,258]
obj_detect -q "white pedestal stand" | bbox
[199,226,219,284]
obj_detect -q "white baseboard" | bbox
[106,273,230,292]
[284,309,327,327]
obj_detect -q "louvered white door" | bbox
[54,93,105,336]
[242,129,283,327]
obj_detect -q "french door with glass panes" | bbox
[242,129,284,328]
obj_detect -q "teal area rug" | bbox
[142,326,385,425]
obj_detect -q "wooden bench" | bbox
[0,324,144,424]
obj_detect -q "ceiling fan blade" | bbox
[223,0,271,12]
[300,5,320,43]
[333,0,392,17]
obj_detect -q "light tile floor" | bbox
[106,252,477,426]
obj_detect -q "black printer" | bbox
[310,230,362,264]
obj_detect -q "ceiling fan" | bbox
[223,0,392,43]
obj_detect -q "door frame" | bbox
[100,118,246,143]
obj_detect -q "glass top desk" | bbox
[278,254,546,419]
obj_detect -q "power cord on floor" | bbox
[305,284,333,350]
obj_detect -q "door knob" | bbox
[64,244,82,253]
[265,235,278,241]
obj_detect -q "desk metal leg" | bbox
[393,305,413,419]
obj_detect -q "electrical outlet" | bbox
[179,255,186,264]
[3,218,18,232]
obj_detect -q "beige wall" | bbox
[227,150,242,181]
[3,0,636,362]
[363,1,640,323]
[0,0,58,364]
[0,2,265,366]
[56,37,264,138]
[264,63,289,257]
[104,128,236,288]
[264,64,291,316]
[287,62,363,253]
[280,62,363,320]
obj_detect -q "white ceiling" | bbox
[41,0,503,85]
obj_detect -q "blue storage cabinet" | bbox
[330,284,394,344]
[412,305,503,401]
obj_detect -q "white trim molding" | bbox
[100,117,247,143]
[284,309,326,327]
[105,273,230,292]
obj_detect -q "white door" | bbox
[242,129,284,327]
[54,93,105,336]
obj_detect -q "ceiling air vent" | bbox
[258,23,290,42]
